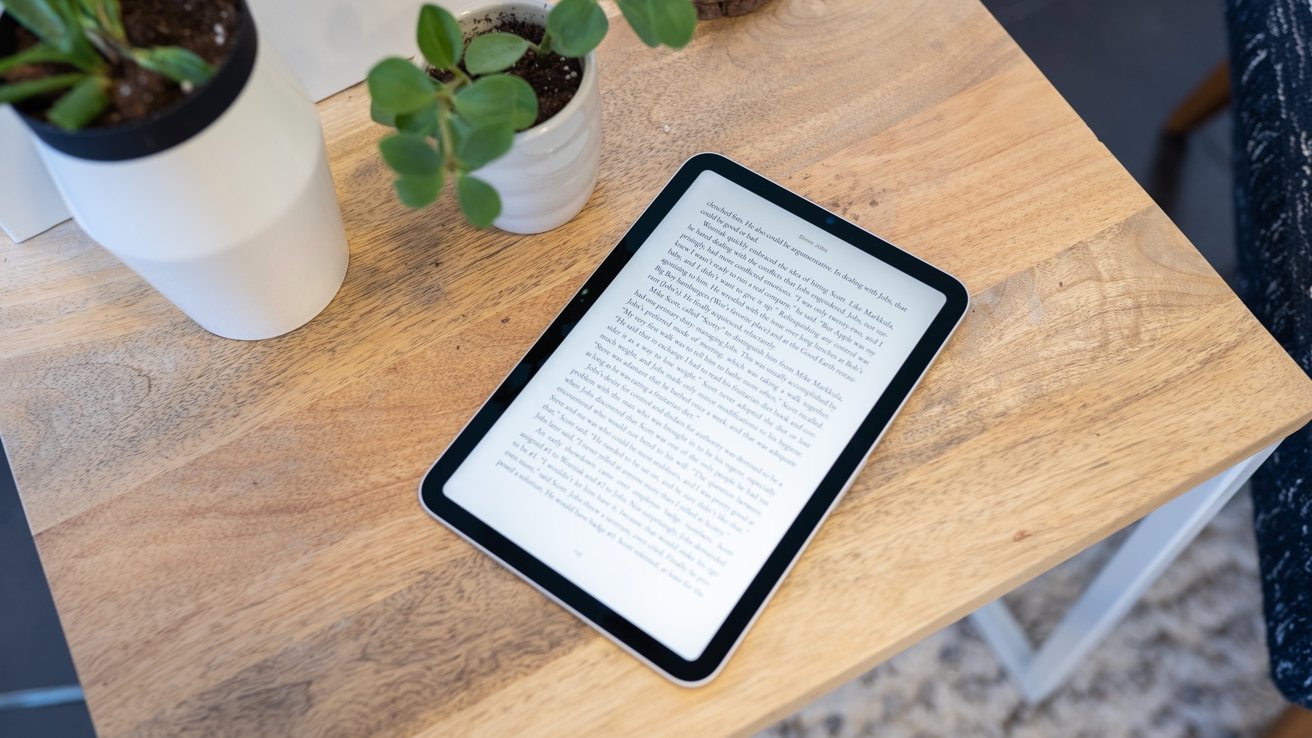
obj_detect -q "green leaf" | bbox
[46,0,82,31]
[379,132,442,176]
[447,114,473,157]
[75,0,125,41]
[370,100,397,126]
[456,122,514,169]
[394,171,444,208]
[464,32,529,75]
[367,57,435,116]
[417,3,463,70]
[395,101,440,136]
[448,112,472,138]
[0,43,80,76]
[8,0,102,72]
[456,173,500,228]
[547,0,609,58]
[132,47,214,86]
[615,0,697,49]
[2,0,70,49]
[0,72,83,105]
[453,74,538,131]
[99,0,125,40]
[46,73,106,129]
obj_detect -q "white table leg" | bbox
[970,442,1279,703]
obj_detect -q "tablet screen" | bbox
[443,168,948,661]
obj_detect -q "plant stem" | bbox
[449,65,472,86]
[440,75,468,95]
[436,99,459,171]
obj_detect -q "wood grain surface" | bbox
[2,0,1310,735]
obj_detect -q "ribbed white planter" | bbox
[458,1,602,234]
[12,2,349,341]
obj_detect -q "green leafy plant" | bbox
[368,0,697,228]
[0,0,214,130]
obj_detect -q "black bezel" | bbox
[420,153,969,684]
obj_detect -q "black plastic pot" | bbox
[0,0,257,161]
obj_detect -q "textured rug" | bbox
[759,491,1288,738]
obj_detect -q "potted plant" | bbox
[367,0,698,233]
[0,0,349,341]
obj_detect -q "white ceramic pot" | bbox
[458,1,603,234]
[15,2,349,341]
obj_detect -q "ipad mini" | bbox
[420,153,969,685]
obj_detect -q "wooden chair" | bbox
[1163,61,1230,138]
[1263,706,1312,738]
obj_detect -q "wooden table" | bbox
[3,1,1310,735]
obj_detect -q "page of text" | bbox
[445,170,946,659]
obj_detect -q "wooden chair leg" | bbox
[1262,705,1312,738]
[1164,60,1231,136]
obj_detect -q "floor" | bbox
[760,492,1285,738]
[986,0,1237,285]
[0,0,1242,735]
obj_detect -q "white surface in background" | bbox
[0,0,478,242]
[246,0,461,102]
[0,107,69,242]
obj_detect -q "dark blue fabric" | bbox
[1228,0,1312,707]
